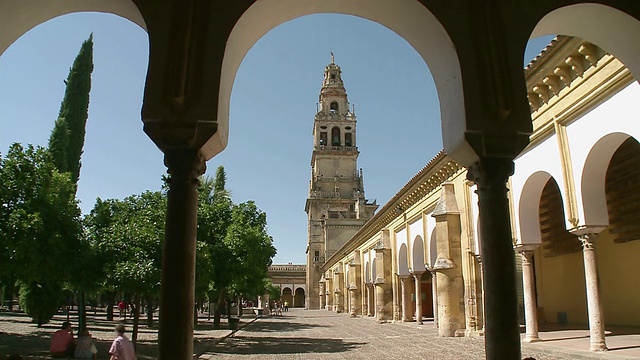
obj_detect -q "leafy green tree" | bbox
[18,280,64,327]
[48,34,93,184]
[46,34,93,330]
[95,191,165,343]
[225,201,277,315]
[195,167,234,328]
[0,144,82,325]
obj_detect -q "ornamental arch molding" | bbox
[580,132,634,228]
[517,171,554,246]
[219,0,466,163]
[0,1,146,57]
[531,3,640,83]
[398,243,410,277]
[412,235,427,273]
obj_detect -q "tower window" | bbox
[331,127,341,146]
[331,74,336,79]
[319,132,327,146]
[345,133,352,146]
[330,101,339,113]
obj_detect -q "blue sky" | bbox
[0,12,553,264]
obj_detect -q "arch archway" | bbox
[531,4,640,82]
[217,0,466,162]
[281,287,293,307]
[581,132,634,227]
[294,287,305,308]
[398,243,410,276]
[518,171,553,246]
[0,1,146,57]
[412,235,426,272]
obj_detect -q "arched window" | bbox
[332,127,341,146]
[345,133,352,146]
[330,101,339,113]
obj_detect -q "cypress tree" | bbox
[48,34,94,185]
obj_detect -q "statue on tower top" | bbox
[330,51,335,64]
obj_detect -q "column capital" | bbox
[466,157,514,190]
[164,148,206,184]
[570,225,607,236]
[517,249,534,264]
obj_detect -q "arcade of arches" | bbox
[266,264,306,308]
[2,2,639,359]
[321,35,640,353]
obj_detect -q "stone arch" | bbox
[398,243,410,276]
[412,235,426,272]
[581,132,633,227]
[294,287,305,307]
[281,286,293,306]
[371,256,378,280]
[531,3,640,86]
[518,171,553,246]
[0,1,146,57]
[216,0,465,162]
[364,261,370,283]
[428,227,437,267]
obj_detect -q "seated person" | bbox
[49,321,75,358]
[74,328,98,359]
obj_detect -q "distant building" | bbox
[305,56,379,310]
[267,264,306,307]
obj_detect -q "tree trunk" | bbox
[146,294,154,327]
[106,292,114,321]
[213,289,225,329]
[132,295,141,348]
[237,297,242,318]
[78,291,86,330]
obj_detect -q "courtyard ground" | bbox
[1,308,639,359]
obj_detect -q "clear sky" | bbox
[0,12,553,265]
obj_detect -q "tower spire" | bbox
[330,51,334,64]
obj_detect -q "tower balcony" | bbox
[314,145,358,152]
[314,175,361,183]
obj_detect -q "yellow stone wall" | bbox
[597,230,640,326]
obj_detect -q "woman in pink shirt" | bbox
[109,324,137,360]
[49,321,75,358]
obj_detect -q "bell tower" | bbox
[305,54,378,309]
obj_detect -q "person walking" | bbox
[109,324,137,360]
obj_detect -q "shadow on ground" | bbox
[242,318,323,333]
[210,336,365,355]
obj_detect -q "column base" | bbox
[590,343,608,352]
[523,336,542,343]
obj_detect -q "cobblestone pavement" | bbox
[200,309,577,360]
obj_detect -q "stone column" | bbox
[431,270,438,328]
[578,232,608,351]
[349,286,360,317]
[432,183,465,337]
[413,271,425,325]
[367,283,375,316]
[349,261,362,317]
[374,235,393,323]
[159,149,205,359]
[334,268,344,313]
[400,276,412,322]
[467,158,520,359]
[319,279,326,310]
[516,248,540,343]
[325,277,333,311]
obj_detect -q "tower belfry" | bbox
[305,56,378,309]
